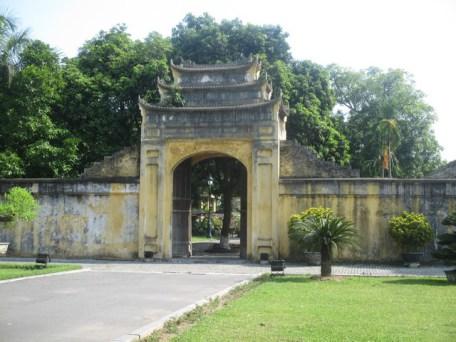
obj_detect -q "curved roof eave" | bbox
[138,96,281,112]
[169,58,259,73]
[157,78,268,91]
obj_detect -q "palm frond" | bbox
[289,215,358,252]
[1,27,29,85]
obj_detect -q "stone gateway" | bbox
[1,57,455,261]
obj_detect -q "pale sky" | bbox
[2,0,455,161]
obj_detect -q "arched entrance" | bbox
[138,58,286,261]
[171,153,248,258]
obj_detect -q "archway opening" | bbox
[172,153,247,259]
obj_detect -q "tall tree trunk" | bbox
[219,187,233,250]
[320,244,332,277]
[388,142,392,178]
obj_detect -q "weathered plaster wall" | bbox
[81,146,139,178]
[427,160,456,178]
[0,179,139,259]
[280,141,359,178]
[279,178,456,261]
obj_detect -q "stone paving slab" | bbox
[286,264,447,277]
[0,257,448,277]
[82,262,447,277]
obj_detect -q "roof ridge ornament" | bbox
[169,55,260,72]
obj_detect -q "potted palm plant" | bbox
[388,211,433,267]
[288,208,334,265]
[0,186,39,255]
[289,207,358,277]
[432,212,456,283]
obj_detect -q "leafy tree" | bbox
[0,151,24,177]
[191,157,245,249]
[329,66,442,177]
[271,60,350,165]
[172,13,291,65]
[58,26,171,168]
[0,12,29,86]
[0,40,79,177]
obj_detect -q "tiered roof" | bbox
[139,56,288,141]
[153,55,271,107]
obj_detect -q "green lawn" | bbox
[191,235,218,243]
[0,263,81,280]
[174,276,456,342]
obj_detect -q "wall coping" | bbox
[0,177,139,184]
[280,177,456,183]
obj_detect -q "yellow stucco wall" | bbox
[0,181,139,258]
[279,179,456,261]
[3,176,455,261]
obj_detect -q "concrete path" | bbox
[0,261,255,342]
[0,258,447,341]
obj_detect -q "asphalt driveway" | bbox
[0,265,254,341]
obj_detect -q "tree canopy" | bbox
[0,39,79,177]
[0,12,443,178]
[171,13,291,65]
[58,25,172,169]
[329,66,442,177]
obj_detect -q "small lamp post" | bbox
[207,175,213,238]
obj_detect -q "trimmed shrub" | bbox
[433,211,456,265]
[388,211,433,251]
[442,212,456,226]
[0,187,39,222]
[192,215,223,237]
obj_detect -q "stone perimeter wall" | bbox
[279,178,456,261]
[0,179,139,259]
[2,177,456,261]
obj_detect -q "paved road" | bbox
[0,259,446,341]
[0,267,254,342]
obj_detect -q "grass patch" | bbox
[151,275,455,342]
[191,235,218,243]
[142,275,267,342]
[0,262,81,280]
